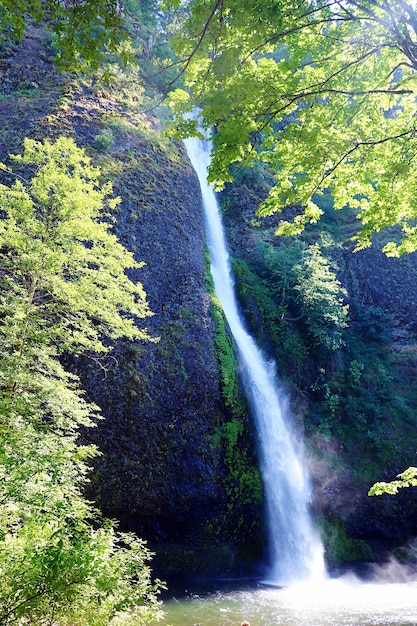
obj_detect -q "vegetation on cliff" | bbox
[0,137,163,623]
[2,0,417,608]
[166,0,417,562]
[217,163,417,563]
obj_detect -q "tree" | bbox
[167,0,417,255]
[0,0,134,70]
[0,137,163,625]
[0,136,153,358]
[263,241,348,350]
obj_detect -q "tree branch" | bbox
[316,127,417,189]
[170,0,224,85]
[1,578,86,624]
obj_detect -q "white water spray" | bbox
[184,130,326,586]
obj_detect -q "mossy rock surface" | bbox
[0,25,264,577]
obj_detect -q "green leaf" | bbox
[169,0,417,254]
[0,136,163,625]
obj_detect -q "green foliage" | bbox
[0,136,153,357]
[321,519,373,564]
[231,255,308,382]
[124,0,159,28]
[0,137,163,624]
[205,256,242,413]
[94,128,115,152]
[229,238,347,388]
[369,467,417,496]
[0,0,134,71]
[0,423,164,625]
[261,240,348,350]
[169,0,417,254]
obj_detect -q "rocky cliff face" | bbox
[219,176,417,568]
[3,25,417,579]
[78,144,232,542]
[0,28,265,578]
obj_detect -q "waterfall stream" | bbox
[184,132,326,586]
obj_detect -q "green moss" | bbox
[231,255,308,384]
[204,250,263,544]
[205,251,242,414]
[210,295,242,411]
[215,418,263,509]
[321,518,373,564]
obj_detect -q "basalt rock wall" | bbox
[0,29,263,578]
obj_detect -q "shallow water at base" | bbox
[162,577,417,626]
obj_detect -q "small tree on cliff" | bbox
[0,136,163,625]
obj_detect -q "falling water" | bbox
[184,130,326,586]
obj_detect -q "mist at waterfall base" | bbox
[173,131,417,624]
[184,130,325,587]
[162,576,417,626]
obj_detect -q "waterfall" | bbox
[184,130,326,586]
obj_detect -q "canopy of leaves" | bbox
[0,0,135,70]
[0,136,153,359]
[167,0,417,255]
